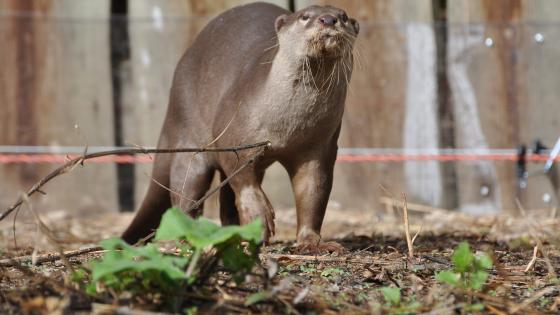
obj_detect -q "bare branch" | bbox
[0,246,103,267]
[1,141,271,222]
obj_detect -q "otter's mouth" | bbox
[308,31,346,57]
[321,33,339,46]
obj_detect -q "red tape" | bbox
[0,153,558,164]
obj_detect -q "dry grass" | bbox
[1,206,559,314]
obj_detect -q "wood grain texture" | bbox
[449,0,559,212]
[0,0,118,216]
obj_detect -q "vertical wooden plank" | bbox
[402,1,446,208]
[0,1,118,216]
[447,0,519,214]
[448,0,559,213]
[516,0,560,209]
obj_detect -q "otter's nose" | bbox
[318,14,337,26]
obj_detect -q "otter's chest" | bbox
[252,85,344,148]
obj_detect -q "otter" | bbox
[122,2,359,253]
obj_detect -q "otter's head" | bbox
[274,5,359,60]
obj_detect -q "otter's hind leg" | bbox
[170,154,215,217]
[219,171,240,225]
[225,166,275,242]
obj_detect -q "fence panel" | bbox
[0,0,118,215]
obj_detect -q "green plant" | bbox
[155,207,262,281]
[320,267,345,278]
[436,241,493,291]
[90,238,189,294]
[245,290,272,306]
[299,264,317,274]
[86,207,262,297]
[379,287,401,306]
[377,287,420,315]
[355,291,370,304]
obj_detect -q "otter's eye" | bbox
[300,14,310,21]
[341,13,348,23]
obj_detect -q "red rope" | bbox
[337,154,555,162]
[0,153,557,164]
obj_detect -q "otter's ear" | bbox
[275,14,288,32]
[350,18,360,35]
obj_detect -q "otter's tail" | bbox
[121,154,171,244]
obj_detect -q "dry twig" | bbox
[524,245,539,273]
[1,141,270,221]
[260,253,395,267]
[401,193,414,260]
[509,286,556,314]
[21,193,74,274]
[515,199,557,278]
[0,246,104,267]
[378,187,421,262]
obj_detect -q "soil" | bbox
[1,206,559,314]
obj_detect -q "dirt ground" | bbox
[1,205,559,314]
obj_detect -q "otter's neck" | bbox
[270,49,349,95]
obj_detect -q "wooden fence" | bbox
[1,0,559,217]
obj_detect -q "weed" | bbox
[355,291,370,304]
[320,267,345,278]
[376,287,420,315]
[436,241,492,291]
[82,207,262,301]
[299,264,317,274]
[245,290,272,306]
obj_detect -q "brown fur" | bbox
[122,3,359,252]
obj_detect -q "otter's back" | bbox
[171,3,288,118]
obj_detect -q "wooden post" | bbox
[0,1,118,216]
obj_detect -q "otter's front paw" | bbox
[295,230,346,254]
[295,240,346,254]
[240,207,275,244]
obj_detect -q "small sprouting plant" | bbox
[83,207,262,299]
[436,241,493,291]
[321,267,345,278]
[379,287,401,306]
[377,287,420,315]
[300,264,316,273]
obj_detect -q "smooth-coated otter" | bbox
[122,2,359,252]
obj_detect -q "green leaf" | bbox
[245,291,271,306]
[184,306,198,315]
[154,207,200,241]
[220,241,254,272]
[475,253,493,270]
[379,287,401,306]
[91,237,189,290]
[321,267,344,278]
[88,208,263,299]
[465,303,485,312]
[155,207,262,248]
[436,270,460,286]
[452,242,473,272]
[71,268,88,283]
[469,270,489,291]
[85,283,97,295]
